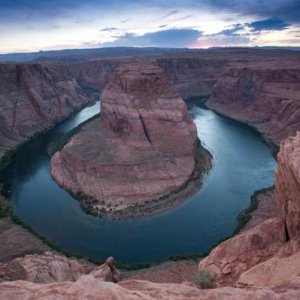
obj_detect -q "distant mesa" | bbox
[50,62,211,218]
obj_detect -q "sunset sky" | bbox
[1,0,300,53]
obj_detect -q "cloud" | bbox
[193,34,250,48]
[203,0,300,22]
[101,28,202,48]
[216,23,244,36]
[160,10,178,20]
[247,18,290,31]
[99,27,118,32]
[121,18,130,24]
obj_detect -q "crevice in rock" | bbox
[139,114,152,145]
[285,220,290,242]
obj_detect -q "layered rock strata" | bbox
[51,62,211,218]
[207,61,300,146]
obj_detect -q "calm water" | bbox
[4,101,276,263]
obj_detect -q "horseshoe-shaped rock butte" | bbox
[50,62,212,218]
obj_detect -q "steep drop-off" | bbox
[51,62,211,218]
[198,132,300,289]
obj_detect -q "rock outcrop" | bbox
[207,61,300,146]
[0,252,88,283]
[51,62,211,218]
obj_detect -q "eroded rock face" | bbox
[207,62,300,146]
[51,62,209,218]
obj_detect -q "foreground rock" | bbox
[206,61,300,147]
[1,270,300,299]
[51,62,211,218]
[0,252,90,283]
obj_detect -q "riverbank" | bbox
[0,97,99,174]
[186,95,280,157]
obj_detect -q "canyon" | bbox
[0,48,300,299]
[50,62,211,218]
[1,48,300,164]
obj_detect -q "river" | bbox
[3,101,276,263]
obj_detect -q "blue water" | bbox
[6,101,276,263]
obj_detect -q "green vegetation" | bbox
[234,185,274,234]
[193,270,215,289]
[0,148,19,171]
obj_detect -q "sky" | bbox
[0,0,300,53]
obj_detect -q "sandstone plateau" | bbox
[51,62,211,218]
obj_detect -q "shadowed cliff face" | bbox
[0,64,95,160]
[50,62,208,218]
[207,61,300,146]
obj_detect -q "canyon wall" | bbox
[0,60,121,163]
[51,62,211,218]
[0,63,94,161]
[206,61,300,146]
[156,57,227,99]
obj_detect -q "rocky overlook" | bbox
[51,62,211,218]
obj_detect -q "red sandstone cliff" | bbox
[206,61,300,146]
[50,62,211,218]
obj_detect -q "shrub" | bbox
[193,270,215,289]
